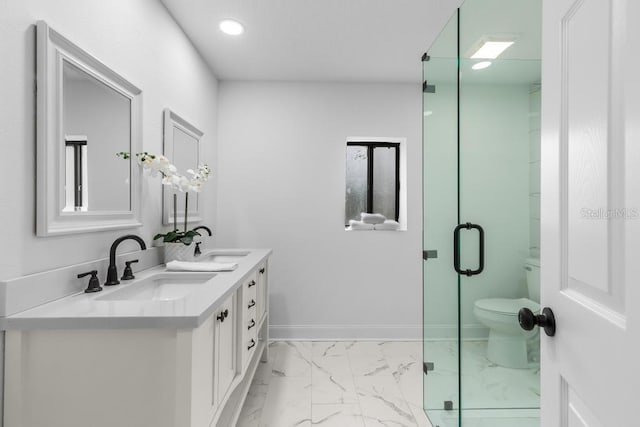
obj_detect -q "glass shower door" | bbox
[422,10,460,427]
[423,1,541,426]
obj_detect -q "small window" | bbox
[345,141,400,226]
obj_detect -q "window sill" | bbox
[344,228,407,232]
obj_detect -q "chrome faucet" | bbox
[105,234,147,286]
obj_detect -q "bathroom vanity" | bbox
[1,248,270,427]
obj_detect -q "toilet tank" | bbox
[525,257,541,302]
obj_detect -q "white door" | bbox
[541,0,640,425]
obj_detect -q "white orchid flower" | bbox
[165,164,178,175]
[188,180,203,192]
[178,176,191,192]
[161,173,182,190]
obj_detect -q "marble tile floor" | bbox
[427,409,540,427]
[423,340,540,412]
[237,341,432,427]
[237,340,541,427]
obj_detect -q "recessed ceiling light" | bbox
[470,40,514,59]
[472,61,492,70]
[219,19,244,36]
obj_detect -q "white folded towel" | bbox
[166,260,238,272]
[374,220,400,231]
[348,219,374,230]
[361,212,386,224]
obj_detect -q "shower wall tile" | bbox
[529,162,541,195]
[529,130,541,163]
[528,112,540,132]
[529,87,542,259]
[530,219,540,257]
[529,195,540,221]
[529,88,541,131]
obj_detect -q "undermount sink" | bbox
[197,250,250,263]
[96,272,216,302]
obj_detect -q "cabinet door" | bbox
[215,293,237,405]
[189,315,216,426]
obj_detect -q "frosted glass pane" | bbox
[345,146,367,223]
[372,147,396,219]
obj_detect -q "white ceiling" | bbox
[160,0,463,83]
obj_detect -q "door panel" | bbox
[542,0,639,425]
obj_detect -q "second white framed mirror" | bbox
[162,109,204,226]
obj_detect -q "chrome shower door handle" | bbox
[453,222,485,276]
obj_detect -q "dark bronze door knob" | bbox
[519,307,556,337]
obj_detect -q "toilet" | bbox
[473,257,540,369]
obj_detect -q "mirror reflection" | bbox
[62,60,131,212]
[162,109,204,225]
[170,126,199,215]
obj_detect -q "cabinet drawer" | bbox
[242,274,257,308]
[244,327,258,365]
[244,300,257,323]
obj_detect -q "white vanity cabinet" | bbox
[3,253,270,427]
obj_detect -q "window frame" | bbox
[346,141,400,225]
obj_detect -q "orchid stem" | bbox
[184,192,189,232]
[173,193,177,232]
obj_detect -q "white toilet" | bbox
[473,257,540,369]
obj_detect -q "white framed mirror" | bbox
[36,21,142,236]
[162,109,204,226]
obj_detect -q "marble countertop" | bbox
[1,248,271,330]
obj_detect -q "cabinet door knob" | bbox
[248,300,256,309]
[259,268,265,274]
[248,319,256,330]
[248,280,256,288]
[217,309,229,322]
[247,339,256,350]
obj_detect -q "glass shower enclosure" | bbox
[422,1,541,426]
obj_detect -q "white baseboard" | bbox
[269,323,489,341]
[269,324,422,341]
[423,324,489,340]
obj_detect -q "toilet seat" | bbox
[475,297,540,315]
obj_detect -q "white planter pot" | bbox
[163,242,195,263]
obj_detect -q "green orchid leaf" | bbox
[163,231,179,242]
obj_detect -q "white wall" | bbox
[216,82,422,339]
[0,0,218,281]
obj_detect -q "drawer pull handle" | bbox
[248,319,256,330]
[217,309,229,322]
[248,280,256,288]
[248,339,256,350]
[259,268,265,274]
[248,299,256,309]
